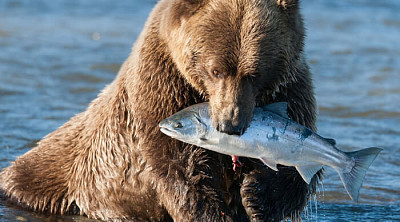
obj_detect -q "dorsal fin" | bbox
[324,137,336,146]
[262,102,289,118]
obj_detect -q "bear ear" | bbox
[171,0,207,19]
[276,0,298,9]
[160,0,207,37]
[183,0,204,4]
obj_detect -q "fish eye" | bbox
[174,122,183,128]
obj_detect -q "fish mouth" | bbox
[159,126,172,134]
[159,124,178,138]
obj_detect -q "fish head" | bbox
[159,108,208,142]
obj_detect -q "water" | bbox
[0,0,399,221]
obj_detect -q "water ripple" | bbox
[0,0,399,220]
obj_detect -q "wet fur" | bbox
[0,0,320,221]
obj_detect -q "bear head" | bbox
[160,0,304,135]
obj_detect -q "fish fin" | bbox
[295,164,323,184]
[262,102,289,119]
[324,137,336,146]
[205,138,219,145]
[259,157,278,171]
[338,147,382,202]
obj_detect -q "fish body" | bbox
[159,102,382,202]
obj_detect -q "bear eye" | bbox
[211,69,223,79]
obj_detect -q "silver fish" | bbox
[159,102,382,202]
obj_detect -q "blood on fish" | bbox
[231,155,244,171]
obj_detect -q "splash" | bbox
[300,177,326,222]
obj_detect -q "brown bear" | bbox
[0,0,320,221]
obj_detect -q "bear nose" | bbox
[218,122,244,135]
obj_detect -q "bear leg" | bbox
[240,163,317,221]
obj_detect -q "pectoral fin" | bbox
[295,164,323,184]
[259,157,278,171]
[201,137,219,145]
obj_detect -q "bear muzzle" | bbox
[217,121,246,135]
[212,103,254,136]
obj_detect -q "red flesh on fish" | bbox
[231,155,244,171]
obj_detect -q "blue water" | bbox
[0,0,399,221]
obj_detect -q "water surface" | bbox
[0,0,399,221]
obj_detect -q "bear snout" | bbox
[217,121,245,135]
[209,76,255,136]
[212,103,254,136]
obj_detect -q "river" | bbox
[0,0,399,221]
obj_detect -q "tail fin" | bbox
[338,147,382,202]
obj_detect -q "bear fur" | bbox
[0,0,320,221]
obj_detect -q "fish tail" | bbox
[338,147,382,202]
